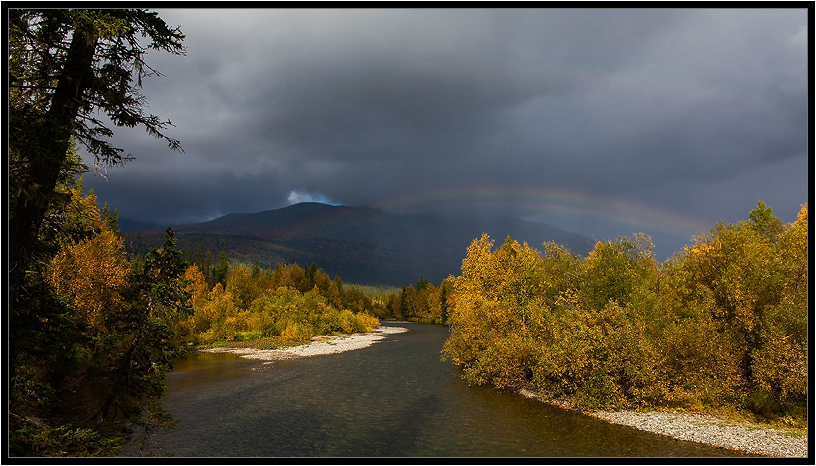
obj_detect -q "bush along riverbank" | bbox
[173,261,383,349]
[442,202,808,442]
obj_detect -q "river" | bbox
[133,321,754,457]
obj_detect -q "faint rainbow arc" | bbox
[369,186,710,243]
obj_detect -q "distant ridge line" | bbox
[124,202,595,287]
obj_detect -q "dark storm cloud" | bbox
[81,8,809,259]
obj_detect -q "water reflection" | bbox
[135,322,755,457]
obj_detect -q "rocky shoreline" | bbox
[199,325,408,360]
[518,388,807,457]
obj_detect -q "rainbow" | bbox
[369,185,711,244]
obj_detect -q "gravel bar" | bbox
[593,410,807,458]
[199,325,408,360]
[518,388,807,457]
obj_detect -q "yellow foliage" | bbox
[184,264,209,307]
[184,267,382,345]
[280,322,311,342]
[356,313,380,332]
[225,265,262,310]
[752,328,808,400]
[444,202,807,418]
[49,229,129,331]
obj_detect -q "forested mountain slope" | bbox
[125,202,594,287]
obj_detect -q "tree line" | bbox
[378,276,455,323]
[440,201,807,425]
[175,257,381,346]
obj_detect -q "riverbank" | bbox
[518,388,807,457]
[199,325,408,360]
[199,327,806,457]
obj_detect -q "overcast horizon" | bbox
[80,8,809,260]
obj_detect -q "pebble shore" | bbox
[199,325,408,360]
[518,388,807,457]
[593,410,807,458]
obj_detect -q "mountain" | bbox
[124,203,595,287]
[118,217,160,232]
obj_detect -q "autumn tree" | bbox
[8,9,185,456]
[443,202,806,419]
[184,264,210,308]
[669,202,808,414]
[225,264,263,311]
[579,233,656,311]
[9,9,184,306]
[11,193,193,455]
[751,204,807,410]
[48,217,130,332]
[84,227,192,449]
[443,235,545,389]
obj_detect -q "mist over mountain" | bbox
[125,202,594,287]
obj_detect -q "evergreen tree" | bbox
[213,252,230,287]
[203,249,213,287]
[8,9,186,455]
[416,276,430,291]
[9,8,185,306]
[748,200,784,240]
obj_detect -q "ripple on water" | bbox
[135,323,758,458]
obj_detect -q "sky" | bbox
[80,8,810,260]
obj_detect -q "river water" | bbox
[135,322,753,457]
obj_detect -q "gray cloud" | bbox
[82,8,809,260]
